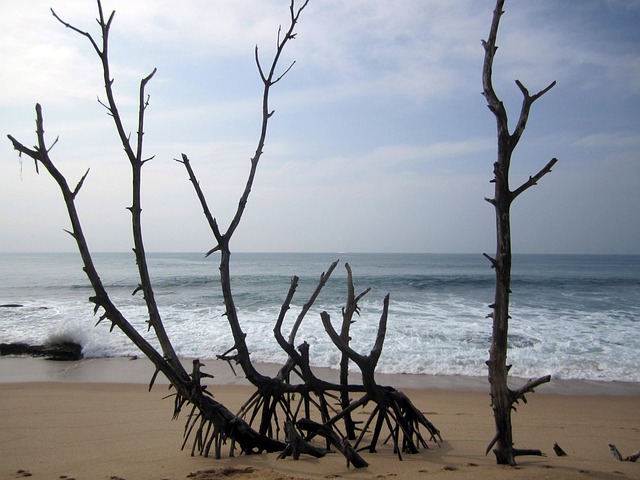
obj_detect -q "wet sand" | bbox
[1,357,639,480]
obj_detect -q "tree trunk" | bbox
[482,0,556,465]
[9,0,443,465]
[488,156,516,464]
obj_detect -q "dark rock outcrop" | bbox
[0,341,83,361]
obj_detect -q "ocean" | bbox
[0,252,638,383]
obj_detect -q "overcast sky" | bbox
[1,0,639,254]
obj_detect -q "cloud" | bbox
[0,6,96,105]
[287,0,490,102]
[574,132,640,149]
[2,0,639,254]
[492,2,640,95]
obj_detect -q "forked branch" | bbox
[7,105,181,384]
[178,0,311,390]
[9,0,448,465]
[511,375,551,404]
[227,0,310,241]
[482,0,556,465]
[321,296,390,381]
[511,79,556,147]
[51,0,179,366]
[175,153,222,243]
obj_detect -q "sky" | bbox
[1,0,639,254]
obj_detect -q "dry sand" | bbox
[1,358,639,480]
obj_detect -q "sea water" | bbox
[0,252,638,382]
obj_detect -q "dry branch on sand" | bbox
[609,444,640,462]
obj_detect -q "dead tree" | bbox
[175,0,325,442]
[176,4,438,457]
[609,445,640,462]
[230,263,351,442]
[10,0,379,463]
[481,0,556,465]
[177,0,311,397]
[6,0,308,458]
[320,265,442,460]
[338,264,370,440]
[7,0,439,466]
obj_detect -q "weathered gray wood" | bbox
[481,0,556,465]
[321,275,441,459]
[610,444,640,462]
[7,0,308,458]
[8,0,442,467]
[297,418,368,468]
[553,442,567,456]
[277,421,327,460]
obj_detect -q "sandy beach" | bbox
[1,357,639,480]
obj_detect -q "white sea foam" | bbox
[1,253,639,383]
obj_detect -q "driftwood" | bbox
[481,0,556,465]
[320,266,442,460]
[7,0,442,468]
[232,261,441,463]
[7,0,308,458]
[270,263,440,463]
[298,419,368,468]
[277,421,327,460]
[230,263,346,441]
[184,116,443,459]
[609,444,640,462]
[553,442,568,457]
[337,264,370,441]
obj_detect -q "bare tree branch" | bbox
[179,0,312,388]
[175,153,222,243]
[135,68,157,162]
[511,80,556,148]
[72,168,91,199]
[511,157,558,200]
[482,0,556,465]
[288,260,339,343]
[7,105,166,372]
[510,375,552,404]
[226,0,310,241]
